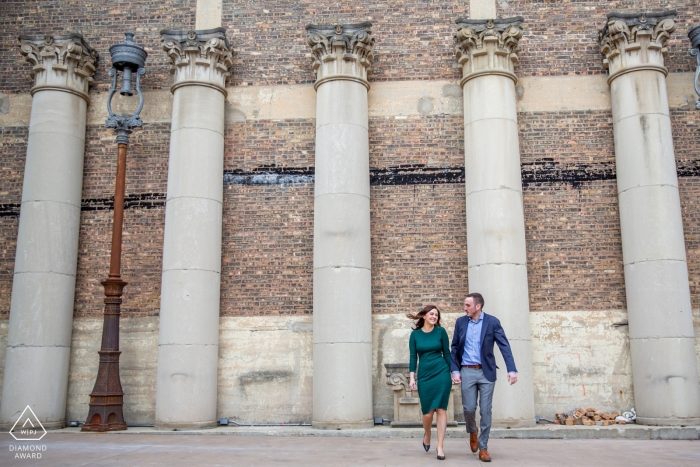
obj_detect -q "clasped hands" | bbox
[450,372,518,385]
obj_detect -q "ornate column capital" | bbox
[18,33,98,103]
[454,17,523,88]
[599,11,676,85]
[306,22,375,91]
[160,27,233,97]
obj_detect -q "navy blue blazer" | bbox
[449,312,517,382]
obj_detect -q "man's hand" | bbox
[451,372,461,384]
[507,372,518,385]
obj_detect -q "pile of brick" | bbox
[554,408,625,426]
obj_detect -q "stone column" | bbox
[600,11,700,425]
[306,23,375,429]
[0,34,97,428]
[155,28,232,429]
[454,17,536,427]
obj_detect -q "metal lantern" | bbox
[106,31,148,144]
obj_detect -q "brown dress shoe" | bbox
[479,449,492,462]
[469,427,478,453]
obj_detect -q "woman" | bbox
[408,304,453,460]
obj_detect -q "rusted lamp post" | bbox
[82,31,147,432]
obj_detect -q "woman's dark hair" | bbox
[407,304,442,330]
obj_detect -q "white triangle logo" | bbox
[9,406,47,441]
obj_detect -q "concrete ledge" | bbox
[50,424,700,440]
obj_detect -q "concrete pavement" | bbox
[1,432,699,466]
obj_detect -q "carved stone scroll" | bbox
[306,22,375,90]
[161,27,233,96]
[599,11,676,84]
[19,33,98,103]
[384,363,456,427]
[454,17,523,87]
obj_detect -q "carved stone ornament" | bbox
[18,33,98,103]
[599,11,676,85]
[454,17,524,87]
[160,27,233,96]
[306,22,374,91]
[384,363,457,427]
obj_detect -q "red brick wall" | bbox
[0,217,18,317]
[518,109,626,311]
[371,184,469,316]
[0,126,27,317]
[73,124,170,319]
[673,108,700,308]
[498,0,697,77]
[221,184,314,316]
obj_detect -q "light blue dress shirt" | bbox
[462,312,483,366]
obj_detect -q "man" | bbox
[450,293,517,462]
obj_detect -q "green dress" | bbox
[409,326,453,415]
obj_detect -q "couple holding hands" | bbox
[407,293,518,462]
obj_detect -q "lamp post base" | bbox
[82,278,128,432]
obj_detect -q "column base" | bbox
[154,420,218,430]
[492,418,537,428]
[312,419,374,430]
[636,416,700,426]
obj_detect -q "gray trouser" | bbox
[460,367,495,451]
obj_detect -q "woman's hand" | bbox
[409,372,417,391]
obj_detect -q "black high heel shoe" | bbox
[422,434,430,452]
[437,450,446,461]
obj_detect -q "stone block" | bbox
[217,315,313,424]
[464,117,522,195]
[630,337,700,424]
[155,343,219,428]
[8,271,76,347]
[314,123,369,198]
[312,341,373,428]
[313,267,371,344]
[313,193,371,269]
[624,260,694,340]
[13,201,81,275]
[28,91,87,141]
[613,113,678,193]
[316,80,368,128]
[463,74,517,125]
[469,0,497,20]
[22,134,85,206]
[610,70,670,123]
[172,85,225,134]
[166,128,224,202]
[384,362,457,427]
[159,269,221,346]
[0,345,70,428]
[162,197,223,273]
[618,185,687,264]
[465,188,528,267]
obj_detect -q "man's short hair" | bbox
[466,292,484,310]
